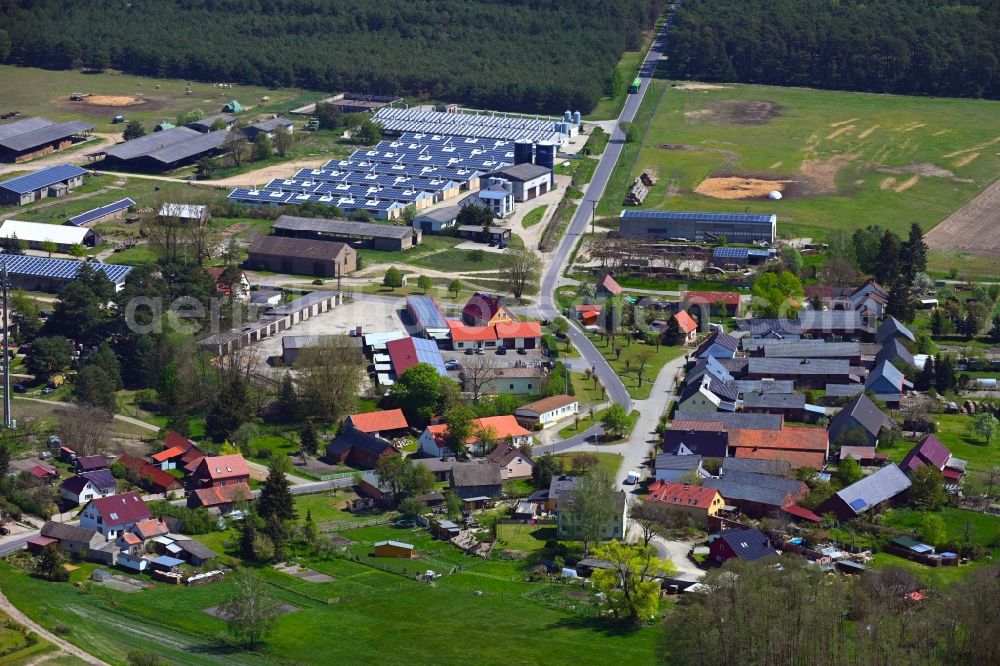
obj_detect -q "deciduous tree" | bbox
[500,247,541,299]
[591,541,675,623]
[218,568,282,647]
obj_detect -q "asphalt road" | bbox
[537,18,672,412]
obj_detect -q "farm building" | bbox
[480,366,546,396]
[199,291,343,356]
[373,540,415,559]
[324,428,394,469]
[186,114,235,133]
[828,394,896,448]
[489,163,552,201]
[345,408,410,439]
[0,255,132,293]
[374,107,570,144]
[744,357,859,389]
[280,335,343,366]
[406,295,450,339]
[93,127,228,172]
[0,219,97,251]
[243,118,294,141]
[0,164,86,206]
[385,336,448,378]
[619,210,776,244]
[0,117,94,163]
[711,246,775,267]
[818,463,911,521]
[66,198,135,227]
[413,205,460,234]
[247,236,356,277]
[158,203,208,222]
[682,291,741,317]
[271,215,420,251]
[456,224,511,244]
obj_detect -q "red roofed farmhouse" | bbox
[192,454,250,489]
[345,408,410,438]
[80,492,150,540]
[462,292,514,327]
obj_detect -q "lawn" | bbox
[0,523,660,666]
[586,334,686,399]
[553,452,624,480]
[558,406,639,442]
[0,64,308,131]
[881,414,1000,473]
[365,236,505,275]
[597,79,1000,278]
[571,371,607,405]
[521,205,547,229]
[496,522,559,553]
[878,507,1000,558]
[293,492,385,525]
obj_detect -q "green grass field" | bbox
[0,65,312,131]
[881,415,1000,473]
[586,334,685,400]
[599,79,1000,277]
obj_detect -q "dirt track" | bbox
[202,158,332,187]
[925,177,1000,256]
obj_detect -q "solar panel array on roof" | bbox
[407,295,448,330]
[713,247,750,259]
[0,255,132,283]
[67,198,136,226]
[375,109,565,144]
[0,164,87,195]
[621,210,775,224]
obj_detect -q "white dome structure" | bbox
[768,190,783,200]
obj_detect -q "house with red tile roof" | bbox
[595,273,623,297]
[418,415,533,457]
[189,482,253,511]
[575,303,602,326]
[672,310,698,345]
[28,464,59,484]
[345,408,410,438]
[192,454,250,489]
[495,321,542,349]
[682,290,741,316]
[448,320,499,350]
[115,454,184,496]
[646,481,725,525]
[462,292,515,327]
[204,267,250,301]
[729,426,830,470]
[80,492,150,540]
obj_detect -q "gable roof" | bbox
[151,446,187,462]
[115,454,183,492]
[673,310,698,335]
[475,415,531,440]
[831,463,911,515]
[866,359,909,392]
[900,434,951,473]
[487,443,534,468]
[721,458,791,476]
[647,481,721,509]
[740,318,801,337]
[450,460,502,487]
[516,394,577,416]
[597,273,623,295]
[175,538,219,560]
[654,454,703,471]
[717,527,777,562]
[462,292,508,323]
[683,290,740,306]
[694,331,739,355]
[688,355,735,384]
[133,518,169,540]
[0,164,87,194]
[193,482,253,507]
[448,322,498,343]
[41,521,100,544]
[741,391,806,410]
[672,410,783,431]
[249,235,351,262]
[549,474,579,500]
[728,426,829,452]
[326,428,393,459]
[876,316,915,344]
[88,492,150,525]
[703,477,793,508]
[347,408,408,433]
[196,454,250,481]
[748,357,852,376]
[75,455,107,471]
[830,394,894,437]
[782,505,822,522]
[60,469,116,495]
[494,321,542,340]
[876,337,915,368]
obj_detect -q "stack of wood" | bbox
[640,170,658,186]
[624,177,648,205]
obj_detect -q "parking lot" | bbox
[438,343,550,376]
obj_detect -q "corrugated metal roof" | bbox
[0,254,132,283]
[0,120,94,152]
[0,219,91,245]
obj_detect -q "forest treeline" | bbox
[663,0,1000,99]
[0,0,666,113]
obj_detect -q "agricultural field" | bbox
[600,79,1000,277]
[0,65,313,132]
[881,414,1000,474]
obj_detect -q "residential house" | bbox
[677,374,739,412]
[412,457,460,483]
[759,340,862,366]
[495,321,542,349]
[38,521,109,562]
[344,408,410,439]
[865,359,912,407]
[59,470,117,506]
[852,280,889,323]
[595,273,624,298]
[672,310,699,345]
[557,489,627,541]
[876,337,915,369]
[704,471,807,518]
[693,331,739,359]
[449,460,503,500]
[462,292,515,327]
[687,355,735,386]
[27,465,59,484]
[740,318,802,340]
[418,415,533,458]
[115,454,184,496]
[654,454,709,483]
[547,474,579,512]
[646,481,725,526]
[682,291,740,317]
[188,482,253,512]
[74,455,107,473]
[324,428,395,470]
[480,367,546,396]
[875,316,915,345]
[817,463,912,521]
[204,267,251,302]
[708,527,778,564]
[79,492,151,540]
[728,425,830,470]
[741,392,809,421]
[745,357,859,389]
[191,454,250,489]
[900,435,967,483]
[514,395,579,429]
[486,444,535,480]
[449,321,498,350]
[828,394,897,448]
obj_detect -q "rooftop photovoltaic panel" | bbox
[0,164,87,195]
[712,247,750,259]
[66,198,136,226]
[374,108,565,144]
[406,295,448,330]
[621,210,775,224]
[0,255,132,283]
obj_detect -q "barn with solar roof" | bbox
[619,210,777,243]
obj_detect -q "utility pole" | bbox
[2,261,10,429]
[590,200,596,236]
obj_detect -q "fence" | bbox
[319,515,395,532]
[316,470,357,482]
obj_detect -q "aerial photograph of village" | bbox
[0,1,997,664]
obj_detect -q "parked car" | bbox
[41,387,54,395]
[464,348,475,355]
[13,383,26,393]
[495,347,507,355]
[517,348,528,355]
[475,347,486,355]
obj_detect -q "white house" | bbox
[58,470,117,506]
[677,375,738,412]
[467,178,515,218]
[418,415,533,458]
[79,492,151,541]
[514,395,579,429]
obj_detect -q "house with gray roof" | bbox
[693,331,740,359]
[733,379,795,395]
[740,318,802,340]
[720,458,791,477]
[760,340,862,364]
[875,337,915,369]
[828,394,897,447]
[799,310,873,340]
[741,391,808,421]
[865,359,912,406]
[449,460,502,500]
[818,463,911,520]
[654,454,708,483]
[672,410,783,431]
[704,471,807,517]
[687,355,735,386]
[678,374,739,412]
[875,316,915,345]
[746,357,858,388]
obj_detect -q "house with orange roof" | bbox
[495,321,542,349]
[191,454,250,489]
[115,454,184,497]
[646,480,726,525]
[672,310,698,345]
[188,482,253,512]
[205,267,250,301]
[575,303,602,326]
[595,273,624,298]
[345,408,410,439]
[729,425,830,470]
[462,292,515,327]
[155,431,198,470]
[418,415,533,457]
[448,320,498,350]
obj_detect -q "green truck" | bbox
[629,77,641,93]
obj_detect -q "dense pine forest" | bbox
[0,0,665,113]
[663,0,1000,99]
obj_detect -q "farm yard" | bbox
[600,79,1000,278]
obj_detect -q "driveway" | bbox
[650,535,705,580]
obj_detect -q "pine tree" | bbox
[902,222,928,283]
[301,509,319,545]
[874,231,901,286]
[276,372,298,421]
[300,419,318,456]
[887,279,915,323]
[663,315,683,345]
[931,309,944,336]
[257,457,297,524]
[916,355,935,391]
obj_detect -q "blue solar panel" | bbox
[712,247,749,259]
[411,336,448,375]
[66,198,136,226]
[621,210,774,224]
[849,498,868,511]
[407,295,447,329]
[0,164,87,195]
[0,255,132,283]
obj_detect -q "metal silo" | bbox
[573,111,582,125]
[514,139,534,165]
[536,141,555,171]
[563,110,572,122]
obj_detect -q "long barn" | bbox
[619,210,776,244]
